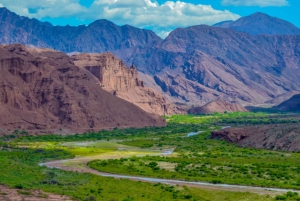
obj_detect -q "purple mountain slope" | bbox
[1,8,300,106]
[214,12,300,35]
[0,7,162,53]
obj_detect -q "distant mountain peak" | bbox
[88,19,118,27]
[0,7,11,12]
[214,12,300,35]
[251,12,269,16]
[245,12,281,21]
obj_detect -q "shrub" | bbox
[212,180,222,184]
[14,184,23,189]
[148,162,158,167]
[85,196,96,201]
[122,198,134,201]
[275,195,287,200]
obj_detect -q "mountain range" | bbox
[1,7,300,108]
[0,7,161,53]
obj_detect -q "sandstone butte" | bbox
[0,44,166,134]
[71,53,186,116]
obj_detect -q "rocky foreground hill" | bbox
[211,124,300,152]
[1,8,300,107]
[0,44,166,134]
[274,94,300,112]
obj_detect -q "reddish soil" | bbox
[0,185,72,201]
[72,53,185,115]
[0,44,165,134]
[212,124,300,151]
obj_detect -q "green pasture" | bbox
[2,112,300,200]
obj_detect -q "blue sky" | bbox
[0,0,298,38]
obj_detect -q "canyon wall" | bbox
[72,53,186,115]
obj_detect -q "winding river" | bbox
[39,146,300,195]
[37,128,300,195]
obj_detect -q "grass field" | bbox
[0,145,279,201]
[2,112,300,200]
[89,131,300,190]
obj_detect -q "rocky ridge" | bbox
[72,53,143,93]
[189,100,247,114]
[0,7,162,53]
[274,94,300,112]
[72,53,185,115]
[211,124,300,152]
[0,44,165,133]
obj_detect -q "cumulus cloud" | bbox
[222,0,289,7]
[0,0,240,38]
[0,0,87,18]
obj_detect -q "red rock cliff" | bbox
[72,53,186,115]
[0,45,166,134]
[72,53,143,93]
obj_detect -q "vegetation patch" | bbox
[2,112,300,200]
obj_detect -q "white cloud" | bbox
[222,0,289,7]
[0,0,87,18]
[94,0,147,7]
[0,0,240,38]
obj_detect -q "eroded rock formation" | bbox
[72,53,186,115]
[72,53,143,93]
[212,124,300,152]
[0,44,166,134]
